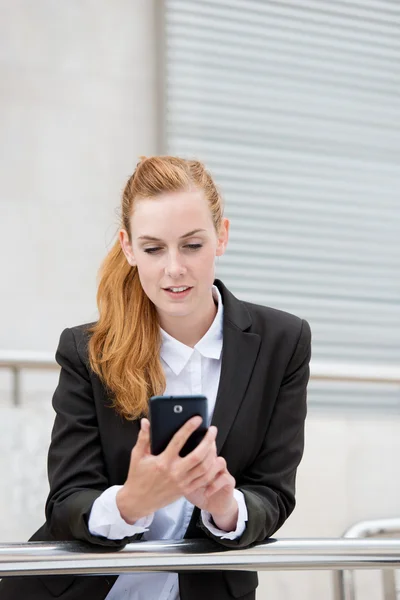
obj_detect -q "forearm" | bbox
[211,497,239,531]
[47,489,129,546]
[116,485,142,524]
[89,486,153,540]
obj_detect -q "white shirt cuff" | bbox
[88,485,154,540]
[200,489,248,540]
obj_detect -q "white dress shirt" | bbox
[88,285,248,600]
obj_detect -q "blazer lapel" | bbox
[184,280,261,538]
[211,280,261,454]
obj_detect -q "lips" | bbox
[163,286,193,299]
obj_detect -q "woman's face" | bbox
[120,189,229,324]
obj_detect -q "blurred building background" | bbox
[0,1,399,598]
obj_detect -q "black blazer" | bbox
[0,279,311,600]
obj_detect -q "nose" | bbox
[165,250,186,278]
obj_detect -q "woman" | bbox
[0,156,311,600]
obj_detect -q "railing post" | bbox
[332,570,356,600]
[11,366,21,407]
[382,569,397,600]
[334,519,400,600]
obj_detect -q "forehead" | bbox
[130,190,213,239]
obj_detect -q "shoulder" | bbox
[216,278,311,349]
[56,322,97,365]
[241,299,311,348]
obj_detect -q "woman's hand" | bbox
[116,417,220,524]
[184,457,238,531]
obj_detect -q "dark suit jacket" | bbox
[0,279,311,600]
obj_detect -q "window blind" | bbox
[163,0,400,408]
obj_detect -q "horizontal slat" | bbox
[167,94,400,138]
[169,68,400,126]
[168,152,400,204]
[168,110,400,155]
[217,283,400,325]
[168,49,400,103]
[170,135,399,172]
[167,24,400,73]
[220,254,398,284]
[229,229,399,252]
[227,220,399,248]
[222,275,400,305]
[309,347,400,361]
[168,44,400,99]
[170,137,400,179]
[223,239,400,269]
[168,5,400,54]
[307,388,400,409]
[221,183,400,222]
[226,209,400,238]
[223,243,399,269]
[219,265,399,297]
[262,0,400,19]
[169,0,400,27]
[217,274,399,304]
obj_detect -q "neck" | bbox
[159,293,218,347]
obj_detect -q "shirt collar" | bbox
[160,285,224,376]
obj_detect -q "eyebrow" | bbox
[138,229,207,242]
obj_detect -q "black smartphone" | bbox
[149,395,208,457]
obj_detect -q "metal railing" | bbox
[0,351,59,406]
[1,351,400,406]
[0,538,400,578]
[1,356,400,599]
[334,518,400,600]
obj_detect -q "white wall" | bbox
[0,0,158,354]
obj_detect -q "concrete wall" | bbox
[0,0,158,353]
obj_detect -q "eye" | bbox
[144,247,162,254]
[185,244,203,251]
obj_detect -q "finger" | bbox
[141,417,150,432]
[184,454,221,493]
[132,418,151,458]
[205,471,235,498]
[162,416,203,460]
[181,444,217,486]
[184,439,217,480]
[181,426,218,471]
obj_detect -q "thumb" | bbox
[133,418,151,458]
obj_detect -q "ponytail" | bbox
[88,241,165,419]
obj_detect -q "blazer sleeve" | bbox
[44,327,142,548]
[199,318,311,548]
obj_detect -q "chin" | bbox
[164,305,192,317]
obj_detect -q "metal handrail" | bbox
[0,351,59,407]
[1,351,400,406]
[0,538,400,578]
[334,518,400,600]
[0,351,58,369]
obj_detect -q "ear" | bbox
[119,229,137,267]
[216,218,230,257]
